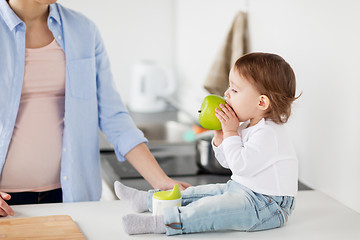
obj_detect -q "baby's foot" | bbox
[114,181,148,213]
[122,214,166,235]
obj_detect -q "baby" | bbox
[115,52,299,235]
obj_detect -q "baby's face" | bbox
[224,68,262,123]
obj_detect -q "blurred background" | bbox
[59,0,360,214]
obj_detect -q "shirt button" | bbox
[63,148,66,152]
[63,176,68,181]
[58,35,62,40]
[49,18,53,23]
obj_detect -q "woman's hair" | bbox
[234,52,299,124]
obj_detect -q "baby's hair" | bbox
[234,52,299,124]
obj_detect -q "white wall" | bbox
[174,0,248,119]
[58,0,175,102]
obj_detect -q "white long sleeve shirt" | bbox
[212,118,298,197]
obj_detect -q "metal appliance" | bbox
[195,132,232,175]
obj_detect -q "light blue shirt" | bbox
[0,1,147,202]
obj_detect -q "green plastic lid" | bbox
[153,184,181,200]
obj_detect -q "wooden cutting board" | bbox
[0,215,85,239]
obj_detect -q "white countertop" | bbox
[3,191,360,239]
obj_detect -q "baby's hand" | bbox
[215,104,239,139]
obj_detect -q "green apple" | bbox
[198,95,226,130]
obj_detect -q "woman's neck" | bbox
[8,0,49,24]
[7,0,55,48]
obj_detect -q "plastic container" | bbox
[152,184,182,215]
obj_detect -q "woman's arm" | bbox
[125,143,191,191]
[92,25,190,190]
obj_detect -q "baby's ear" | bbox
[258,95,270,111]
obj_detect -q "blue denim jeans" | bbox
[147,180,295,236]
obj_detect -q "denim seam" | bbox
[164,207,183,235]
[280,206,288,222]
[181,194,214,200]
[277,210,284,225]
[178,209,184,234]
[248,210,282,231]
[258,199,275,211]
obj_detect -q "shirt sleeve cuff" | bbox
[113,128,148,162]
[211,137,222,151]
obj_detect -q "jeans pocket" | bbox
[68,57,96,99]
[250,209,285,231]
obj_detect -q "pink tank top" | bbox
[0,39,65,192]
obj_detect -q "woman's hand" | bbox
[154,178,191,191]
[0,192,14,217]
[126,143,192,191]
[215,103,239,139]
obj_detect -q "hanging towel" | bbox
[204,11,249,96]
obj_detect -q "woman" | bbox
[0,0,190,217]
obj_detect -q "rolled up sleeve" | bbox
[94,25,147,162]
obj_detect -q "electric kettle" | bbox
[128,60,176,113]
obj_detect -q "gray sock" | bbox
[122,214,166,235]
[114,181,148,213]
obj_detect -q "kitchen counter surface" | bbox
[3,190,360,239]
